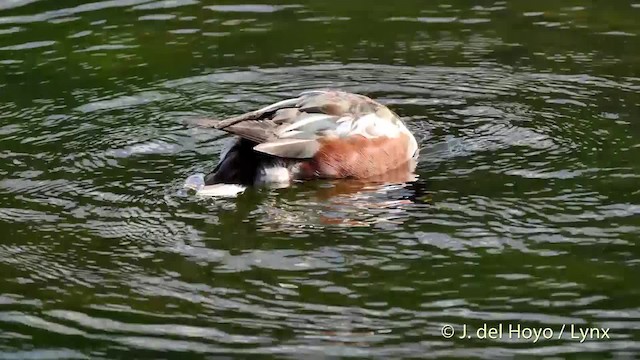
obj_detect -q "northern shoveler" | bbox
[186,90,419,196]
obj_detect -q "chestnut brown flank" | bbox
[299,134,411,179]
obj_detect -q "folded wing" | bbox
[185,90,407,159]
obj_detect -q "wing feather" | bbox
[185,90,408,160]
[253,138,320,159]
[277,113,338,135]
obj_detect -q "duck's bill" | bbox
[197,184,246,197]
[183,173,246,197]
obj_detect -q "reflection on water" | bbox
[1,0,640,358]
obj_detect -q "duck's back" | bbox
[188,90,419,194]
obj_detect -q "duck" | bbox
[185,90,419,196]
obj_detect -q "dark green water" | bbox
[1,0,640,358]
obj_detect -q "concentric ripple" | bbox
[1,0,639,358]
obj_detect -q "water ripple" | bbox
[0,1,639,357]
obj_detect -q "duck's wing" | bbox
[184,95,302,144]
[187,90,409,159]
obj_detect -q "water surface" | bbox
[1,0,640,358]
